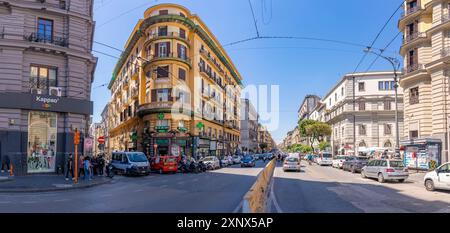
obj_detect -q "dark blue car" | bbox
[241,155,256,167]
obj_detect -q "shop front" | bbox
[197,138,211,159]
[401,138,442,171]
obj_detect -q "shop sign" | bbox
[35,96,60,109]
[156,126,170,133]
[174,140,187,146]
[156,139,170,146]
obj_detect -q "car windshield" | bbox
[128,153,147,162]
[322,154,332,158]
[164,157,177,163]
[244,156,253,160]
[233,156,239,159]
[286,157,298,162]
[389,161,404,168]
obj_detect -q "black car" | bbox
[342,156,369,173]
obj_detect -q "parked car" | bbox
[342,156,368,173]
[241,155,256,167]
[332,156,348,169]
[221,157,230,167]
[361,159,409,183]
[200,156,221,170]
[424,162,450,191]
[111,152,150,176]
[150,156,178,174]
[316,152,333,166]
[283,155,301,172]
[232,155,241,164]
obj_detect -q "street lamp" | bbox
[365,48,401,157]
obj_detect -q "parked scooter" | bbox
[198,160,207,172]
[105,161,115,178]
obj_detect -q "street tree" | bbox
[305,122,332,152]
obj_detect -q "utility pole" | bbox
[353,76,356,156]
[74,128,80,184]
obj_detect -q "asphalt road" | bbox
[271,161,450,213]
[0,161,266,213]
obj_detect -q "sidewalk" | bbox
[0,172,112,193]
[407,171,426,185]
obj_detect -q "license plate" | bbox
[169,167,173,170]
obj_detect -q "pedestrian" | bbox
[98,154,105,176]
[1,154,10,173]
[65,153,74,181]
[83,156,91,181]
[78,154,85,179]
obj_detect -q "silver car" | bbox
[361,159,409,183]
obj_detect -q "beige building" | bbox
[0,0,96,175]
[398,0,450,164]
[107,4,242,159]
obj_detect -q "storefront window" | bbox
[27,111,57,173]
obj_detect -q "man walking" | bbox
[65,153,74,181]
[1,154,10,173]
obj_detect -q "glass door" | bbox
[27,111,57,173]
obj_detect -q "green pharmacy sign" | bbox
[196,122,204,130]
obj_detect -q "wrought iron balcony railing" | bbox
[24,33,68,47]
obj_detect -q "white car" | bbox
[283,155,301,172]
[332,156,348,169]
[424,162,450,191]
[201,156,220,170]
[317,152,333,166]
[232,155,241,164]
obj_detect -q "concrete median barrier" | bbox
[241,159,276,213]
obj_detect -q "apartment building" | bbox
[0,0,96,175]
[100,103,110,156]
[240,98,259,153]
[398,0,450,166]
[107,4,242,159]
[323,72,404,156]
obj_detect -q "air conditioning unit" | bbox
[49,87,62,97]
[31,88,43,95]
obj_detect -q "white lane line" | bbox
[0,201,12,204]
[270,179,283,213]
[22,201,37,204]
[53,199,69,202]
[100,194,113,197]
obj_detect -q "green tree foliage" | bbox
[318,141,331,151]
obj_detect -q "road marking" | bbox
[133,189,144,193]
[270,180,283,213]
[22,201,37,204]
[53,199,69,202]
[160,184,168,188]
[100,194,113,197]
[177,181,184,185]
[233,200,243,213]
[0,201,11,204]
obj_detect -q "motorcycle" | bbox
[198,161,207,172]
[189,160,200,173]
[105,162,115,178]
[178,160,189,173]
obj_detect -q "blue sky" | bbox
[91,0,404,144]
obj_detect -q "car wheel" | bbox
[398,179,405,183]
[378,173,385,183]
[361,170,366,178]
[425,179,435,191]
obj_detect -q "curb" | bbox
[0,177,13,183]
[0,179,113,193]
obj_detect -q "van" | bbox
[316,152,333,166]
[111,152,150,176]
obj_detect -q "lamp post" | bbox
[365,49,401,157]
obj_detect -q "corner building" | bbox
[108,4,242,159]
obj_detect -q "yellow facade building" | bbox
[398,0,450,165]
[107,4,242,159]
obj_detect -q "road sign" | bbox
[98,136,105,144]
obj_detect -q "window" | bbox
[157,42,169,57]
[384,124,392,135]
[37,18,53,42]
[177,44,187,59]
[158,26,168,36]
[178,68,186,81]
[409,130,419,139]
[156,89,169,102]
[179,28,186,39]
[159,10,169,15]
[27,112,57,173]
[156,66,169,78]
[358,100,365,111]
[408,0,417,10]
[359,125,366,136]
[358,82,365,92]
[30,65,57,92]
[341,87,344,96]
[410,87,419,105]
[335,93,337,101]
[384,100,391,110]
[378,81,384,90]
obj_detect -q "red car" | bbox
[151,156,178,174]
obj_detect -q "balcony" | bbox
[401,6,420,18]
[441,47,450,58]
[146,31,190,45]
[145,53,192,68]
[404,63,425,74]
[403,32,426,44]
[24,33,68,47]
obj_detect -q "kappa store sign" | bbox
[0,92,93,115]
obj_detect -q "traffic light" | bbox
[74,130,80,145]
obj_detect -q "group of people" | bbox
[64,153,106,181]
